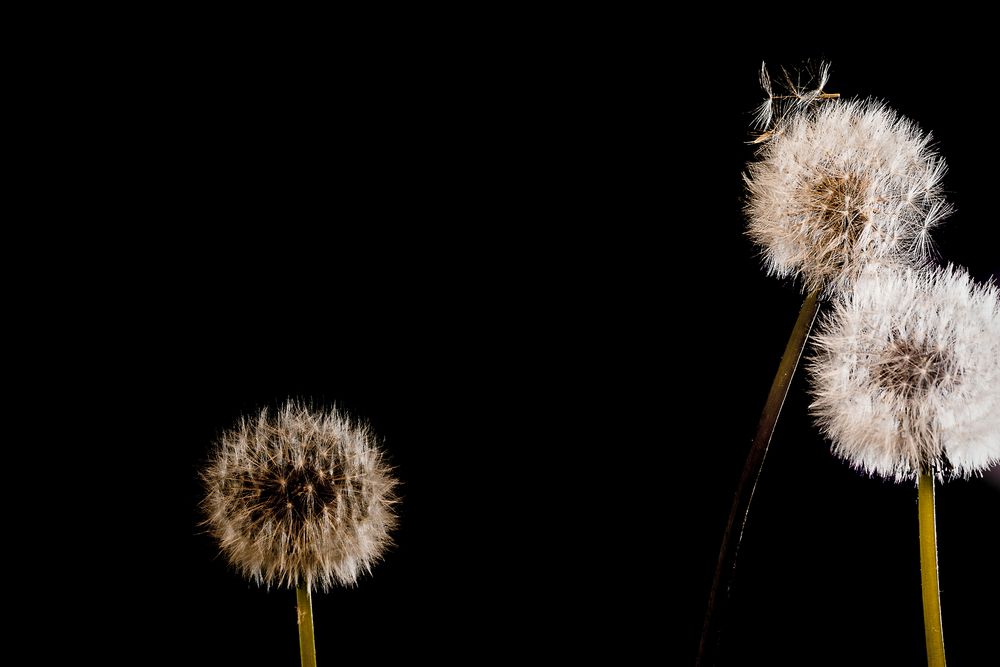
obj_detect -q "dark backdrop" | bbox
[76,32,998,665]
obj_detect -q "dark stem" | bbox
[696,289,821,666]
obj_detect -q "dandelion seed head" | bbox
[809,266,1000,481]
[746,100,951,294]
[202,401,398,590]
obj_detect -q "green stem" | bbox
[297,585,317,667]
[697,289,821,666]
[918,473,947,667]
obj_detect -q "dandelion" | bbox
[810,265,999,667]
[746,100,950,294]
[203,401,398,666]
[809,265,1000,480]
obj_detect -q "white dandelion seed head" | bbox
[202,401,398,590]
[809,266,1000,481]
[746,100,951,294]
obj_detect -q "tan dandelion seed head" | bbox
[809,266,1000,481]
[202,401,398,590]
[746,99,951,294]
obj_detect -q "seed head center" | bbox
[811,172,870,232]
[874,338,948,398]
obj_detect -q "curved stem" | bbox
[697,289,821,666]
[918,473,947,667]
[297,585,317,667]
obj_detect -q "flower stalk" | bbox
[697,288,821,665]
[297,585,317,667]
[918,473,946,667]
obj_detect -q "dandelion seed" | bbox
[746,100,951,294]
[752,61,833,131]
[809,266,1000,480]
[202,401,398,590]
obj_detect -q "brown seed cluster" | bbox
[872,337,950,399]
[803,172,871,282]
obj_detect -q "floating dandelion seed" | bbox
[746,100,951,294]
[203,401,398,590]
[809,266,1000,480]
[753,61,835,131]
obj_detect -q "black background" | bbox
[62,30,999,666]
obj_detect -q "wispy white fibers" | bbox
[746,100,950,294]
[809,266,1000,480]
[203,402,398,590]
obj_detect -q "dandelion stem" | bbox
[918,473,947,667]
[297,585,317,667]
[697,288,821,666]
